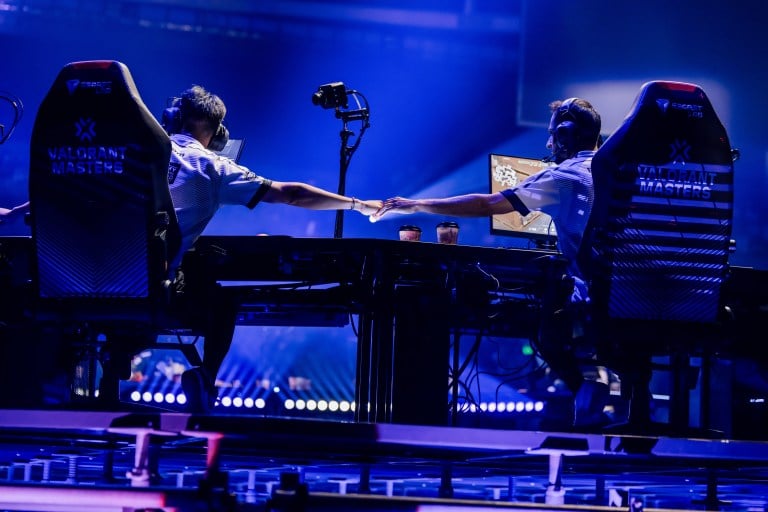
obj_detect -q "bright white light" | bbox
[177,394,187,405]
[284,399,295,410]
[220,396,232,407]
[255,398,266,409]
[153,392,164,403]
[243,397,254,408]
[328,401,339,412]
[306,400,317,411]
[318,400,328,411]
[130,391,141,402]
[142,391,153,402]
[233,396,243,408]
[451,400,543,415]
[165,393,176,404]
[295,399,306,410]
[339,401,350,412]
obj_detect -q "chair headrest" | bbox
[601,80,732,166]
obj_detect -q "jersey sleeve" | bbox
[216,156,272,209]
[500,169,561,218]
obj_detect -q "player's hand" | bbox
[354,199,383,216]
[370,197,418,222]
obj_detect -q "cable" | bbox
[0,91,24,144]
[337,89,370,167]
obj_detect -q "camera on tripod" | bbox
[311,82,348,110]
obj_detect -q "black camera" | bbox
[311,82,348,110]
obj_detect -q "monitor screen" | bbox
[215,138,246,163]
[489,153,557,244]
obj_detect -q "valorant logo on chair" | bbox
[47,119,127,175]
[636,160,723,200]
[74,117,96,142]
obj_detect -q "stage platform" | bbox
[0,408,767,511]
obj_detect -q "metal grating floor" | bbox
[1,408,768,511]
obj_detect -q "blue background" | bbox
[1,0,765,268]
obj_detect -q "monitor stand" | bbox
[535,238,558,251]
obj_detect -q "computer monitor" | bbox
[215,138,246,163]
[489,153,557,246]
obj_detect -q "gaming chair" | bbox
[581,80,736,434]
[28,60,201,407]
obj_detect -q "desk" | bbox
[185,236,569,425]
[4,235,766,427]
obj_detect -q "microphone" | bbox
[312,82,348,110]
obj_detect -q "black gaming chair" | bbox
[581,80,736,434]
[28,60,201,407]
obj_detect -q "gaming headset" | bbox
[161,97,229,152]
[551,97,580,163]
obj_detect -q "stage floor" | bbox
[0,408,767,511]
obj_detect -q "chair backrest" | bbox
[583,80,735,326]
[29,60,180,304]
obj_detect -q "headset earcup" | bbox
[555,120,577,157]
[208,123,229,152]
[161,107,182,135]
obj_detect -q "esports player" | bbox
[371,98,611,428]
[166,85,382,413]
